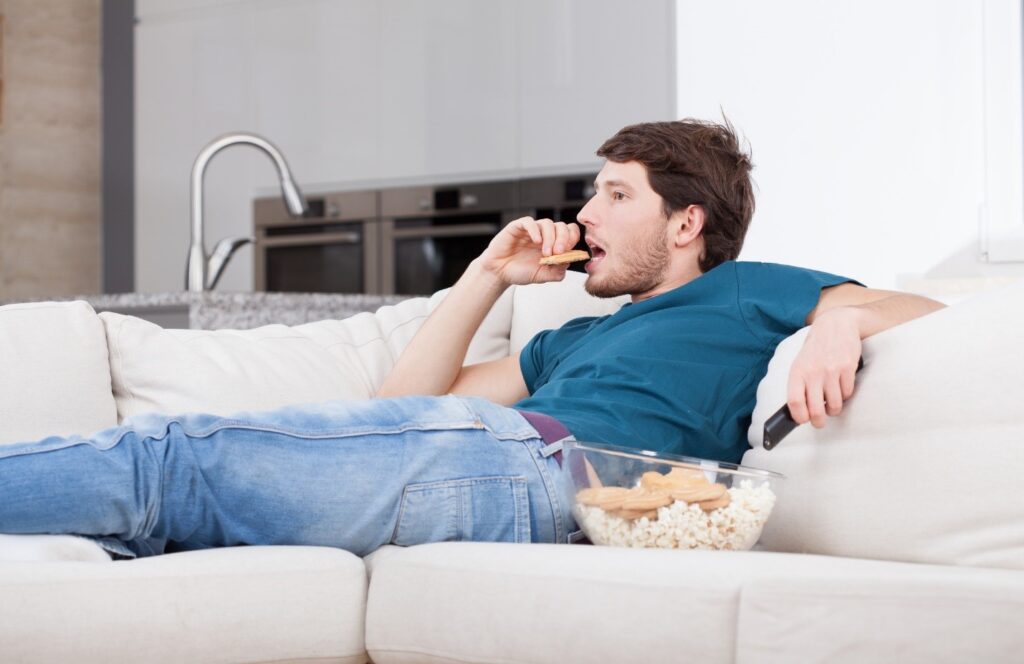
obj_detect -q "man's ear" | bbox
[672,205,705,246]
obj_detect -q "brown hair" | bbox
[596,118,755,272]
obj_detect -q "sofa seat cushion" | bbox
[743,278,1024,571]
[735,558,1024,663]
[0,301,118,445]
[0,545,368,664]
[0,534,112,563]
[364,542,744,664]
[364,542,1024,664]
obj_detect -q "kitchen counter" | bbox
[0,292,411,329]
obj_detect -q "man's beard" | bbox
[584,228,670,298]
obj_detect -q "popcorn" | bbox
[573,479,776,550]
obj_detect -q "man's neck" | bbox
[630,262,706,304]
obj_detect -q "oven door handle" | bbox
[390,223,500,239]
[259,231,362,247]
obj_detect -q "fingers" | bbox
[787,365,859,429]
[786,373,810,425]
[788,377,828,428]
[823,376,844,418]
[839,365,857,400]
[514,217,579,256]
[567,222,581,250]
[514,217,543,245]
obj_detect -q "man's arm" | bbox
[375,217,580,405]
[788,283,946,428]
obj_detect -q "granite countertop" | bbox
[1,291,414,330]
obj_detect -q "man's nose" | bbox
[577,197,596,227]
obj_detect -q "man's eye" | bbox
[612,191,626,200]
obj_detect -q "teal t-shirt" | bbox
[515,260,862,464]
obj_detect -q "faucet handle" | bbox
[206,236,255,290]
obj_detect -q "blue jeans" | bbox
[0,396,576,559]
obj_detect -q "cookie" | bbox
[669,483,727,504]
[697,494,732,512]
[539,250,591,265]
[666,467,708,485]
[621,489,672,511]
[640,471,677,491]
[609,508,659,521]
[576,486,631,510]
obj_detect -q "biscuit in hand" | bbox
[538,249,591,265]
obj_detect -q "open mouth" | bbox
[585,239,607,271]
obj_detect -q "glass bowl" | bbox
[561,440,784,550]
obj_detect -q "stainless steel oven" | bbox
[254,190,381,294]
[519,173,597,274]
[379,181,519,295]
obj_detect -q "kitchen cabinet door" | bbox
[378,0,519,180]
[136,8,262,293]
[250,0,382,187]
[137,0,382,293]
[516,0,676,171]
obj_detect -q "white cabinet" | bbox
[135,0,675,293]
[251,1,382,186]
[136,7,262,294]
[516,0,676,170]
[136,0,383,293]
[378,0,519,179]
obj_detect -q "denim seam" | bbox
[392,476,529,492]
[390,484,413,544]
[130,434,166,542]
[451,396,538,442]
[167,424,224,546]
[522,439,566,544]
[173,419,492,441]
[513,478,530,543]
[0,428,138,459]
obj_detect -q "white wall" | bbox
[676,0,1024,291]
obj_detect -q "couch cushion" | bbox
[735,560,1024,663]
[364,542,751,664]
[743,278,1024,570]
[510,271,628,352]
[0,534,112,563]
[0,545,368,663]
[365,542,1024,664]
[101,288,513,420]
[0,301,118,445]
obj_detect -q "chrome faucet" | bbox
[186,132,309,291]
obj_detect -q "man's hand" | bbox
[480,217,582,286]
[377,216,580,400]
[787,307,863,428]
[789,286,946,429]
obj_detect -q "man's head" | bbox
[578,118,755,301]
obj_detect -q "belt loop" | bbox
[539,439,564,459]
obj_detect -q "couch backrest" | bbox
[0,301,119,445]
[103,272,625,422]
[743,278,1024,571]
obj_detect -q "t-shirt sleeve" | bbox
[518,316,600,394]
[736,262,865,349]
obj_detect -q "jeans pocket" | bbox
[391,476,532,546]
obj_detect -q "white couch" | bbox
[1,272,1022,663]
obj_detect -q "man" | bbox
[0,119,944,559]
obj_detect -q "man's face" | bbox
[577,160,673,299]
